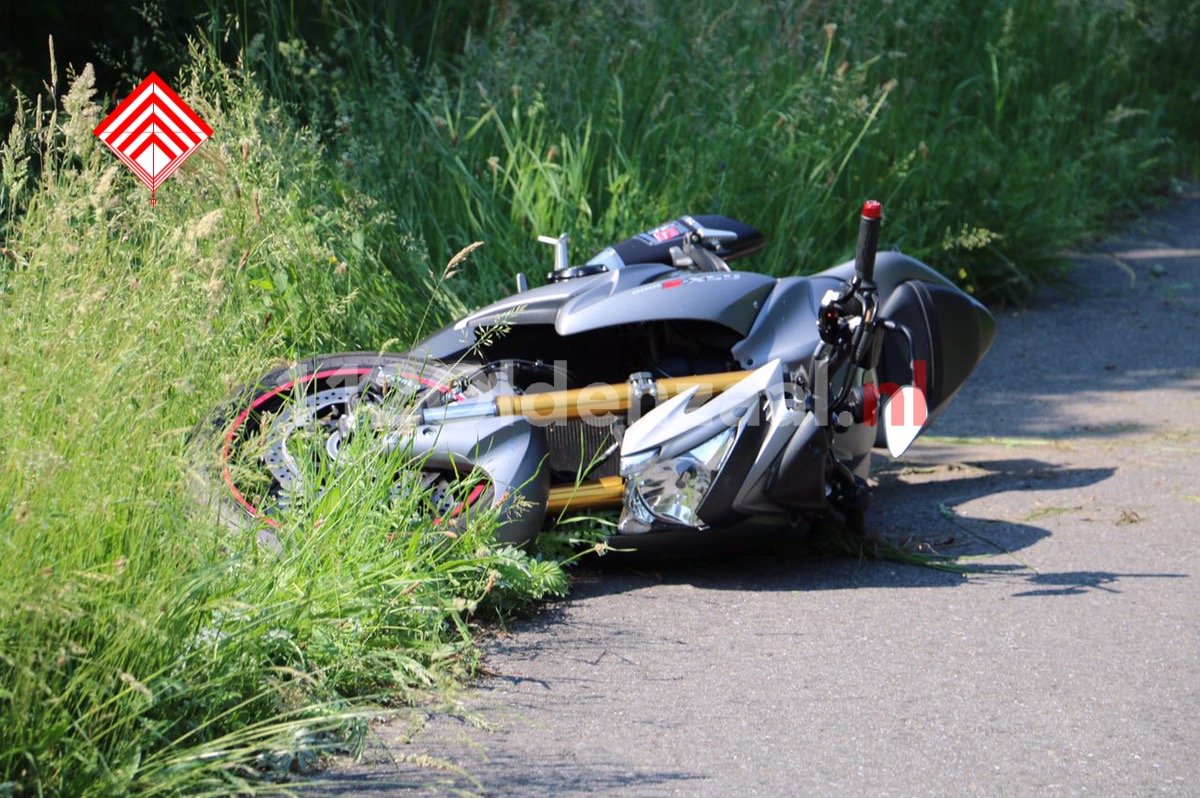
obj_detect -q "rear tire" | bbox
[191,352,546,546]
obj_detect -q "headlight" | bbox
[618,426,737,533]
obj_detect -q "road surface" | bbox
[318,190,1200,795]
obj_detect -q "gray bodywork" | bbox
[418,251,962,368]
[414,264,776,362]
[408,245,992,538]
[404,413,550,545]
[730,252,958,370]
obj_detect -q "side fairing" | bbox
[820,251,995,436]
[730,276,826,371]
[733,251,994,387]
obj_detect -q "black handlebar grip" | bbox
[854,200,882,285]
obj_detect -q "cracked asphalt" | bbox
[316,190,1200,796]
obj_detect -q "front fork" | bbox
[407,359,875,516]
[415,368,763,513]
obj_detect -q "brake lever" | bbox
[680,233,731,273]
[681,215,738,247]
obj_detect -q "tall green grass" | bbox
[0,51,565,796]
[237,0,1197,306]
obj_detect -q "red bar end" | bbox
[861,199,882,220]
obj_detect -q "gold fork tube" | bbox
[546,476,626,513]
[493,369,753,422]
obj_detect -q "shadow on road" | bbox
[553,544,1189,616]
[549,455,1182,601]
[1012,570,1189,597]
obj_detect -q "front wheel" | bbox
[191,352,549,546]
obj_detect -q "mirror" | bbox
[881,385,928,458]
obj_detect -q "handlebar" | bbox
[815,199,886,415]
[854,200,882,285]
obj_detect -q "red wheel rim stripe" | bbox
[220,367,451,526]
[433,481,490,527]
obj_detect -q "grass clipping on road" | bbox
[0,60,565,795]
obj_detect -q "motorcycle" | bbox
[200,201,995,549]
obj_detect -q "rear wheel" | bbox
[193,353,536,544]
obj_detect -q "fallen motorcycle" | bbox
[199,201,995,548]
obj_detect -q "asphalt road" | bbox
[318,191,1200,796]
